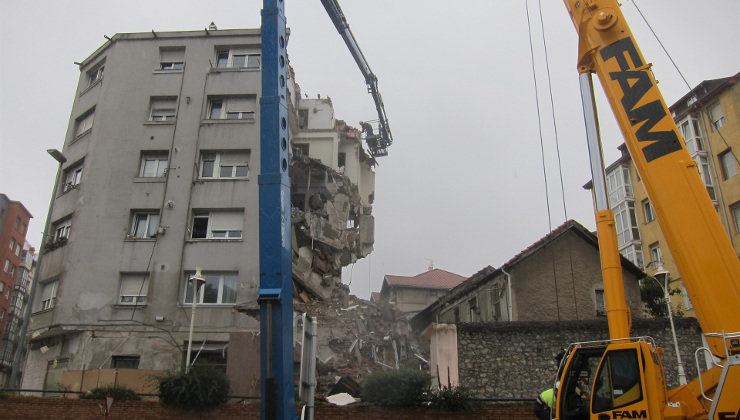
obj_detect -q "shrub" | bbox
[426,385,471,411]
[361,368,431,407]
[79,384,140,401]
[158,366,230,412]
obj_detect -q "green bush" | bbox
[426,385,471,411]
[361,369,431,407]
[158,366,230,412]
[79,384,140,401]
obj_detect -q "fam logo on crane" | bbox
[599,37,682,163]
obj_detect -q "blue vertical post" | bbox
[259,0,294,419]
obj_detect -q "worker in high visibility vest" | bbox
[534,388,554,420]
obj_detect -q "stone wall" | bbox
[456,318,703,399]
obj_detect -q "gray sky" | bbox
[1,1,738,299]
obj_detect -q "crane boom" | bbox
[320,0,393,157]
[554,1,740,419]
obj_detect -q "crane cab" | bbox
[556,339,667,420]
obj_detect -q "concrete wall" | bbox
[454,318,704,399]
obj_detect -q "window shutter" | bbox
[210,211,243,231]
[218,151,249,166]
[120,275,148,296]
[226,97,255,112]
[160,47,184,62]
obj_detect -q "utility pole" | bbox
[258,1,294,418]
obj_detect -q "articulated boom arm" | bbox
[320,0,393,157]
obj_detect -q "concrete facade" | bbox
[21,27,377,394]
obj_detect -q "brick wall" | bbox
[456,317,703,399]
[1,397,536,419]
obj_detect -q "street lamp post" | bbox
[185,269,206,374]
[651,263,688,386]
[8,149,67,388]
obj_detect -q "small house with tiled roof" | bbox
[410,220,646,332]
[379,268,467,318]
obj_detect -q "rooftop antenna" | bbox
[425,258,435,271]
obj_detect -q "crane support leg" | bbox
[578,72,631,339]
[259,1,295,419]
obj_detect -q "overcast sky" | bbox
[1,1,738,299]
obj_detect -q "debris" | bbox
[326,392,357,406]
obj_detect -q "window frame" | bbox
[183,272,238,305]
[128,210,160,239]
[86,61,105,87]
[649,242,662,267]
[718,150,737,180]
[52,218,72,242]
[730,202,740,234]
[118,273,149,306]
[642,199,655,223]
[214,46,261,69]
[74,107,95,138]
[708,101,726,130]
[37,280,58,312]
[63,161,84,193]
[190,210,244,240]
[138,151,169,178]
[148,97,178,122]
[206,96,256,121]
[199,150,250,180]
[158,46,185,72]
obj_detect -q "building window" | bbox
[595,288,606,316]
[139,151,168,178]
[37,280,58,312]
[158,47,185,71]
[149,97,177,121]
[20,222,26,235]
[215,46,260,69]
[111,355,140,369]
[63,160,84,192]
[614,201,640,247]
[52,218,71,242]
[298,109,309,129]
[199,150,250,179]
[3,259,9,273]
[74,108,95,137]
[338,152,346,168]
[207,96,255,120]
[696,155,716,200]
[468,296,479,322]
[681,285,693,311]
[708,101,725,130]
[679,117,704,155]
[649,242,662,267]
[621,245,644,269]
[719,150,737,180]
[118,274,148,305]
[730,202,740,234]
[642,199,655,223]
[183,342,228,373]
[183,272,237,305]
[190,210,243,239]
[128,211,160,239]
[8,237,15,252]
[87,61,105,86]
[606,165,633,205]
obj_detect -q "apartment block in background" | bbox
[587,71,740,317]
[0,194,33,386]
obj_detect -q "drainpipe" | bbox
[501,266,513,321]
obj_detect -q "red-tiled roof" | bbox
[384,269,467,290]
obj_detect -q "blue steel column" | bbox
[259,0,294,419]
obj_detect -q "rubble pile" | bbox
[294,293,427,395]
[291,155,373,300]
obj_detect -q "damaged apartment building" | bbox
[20,26,378,395]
